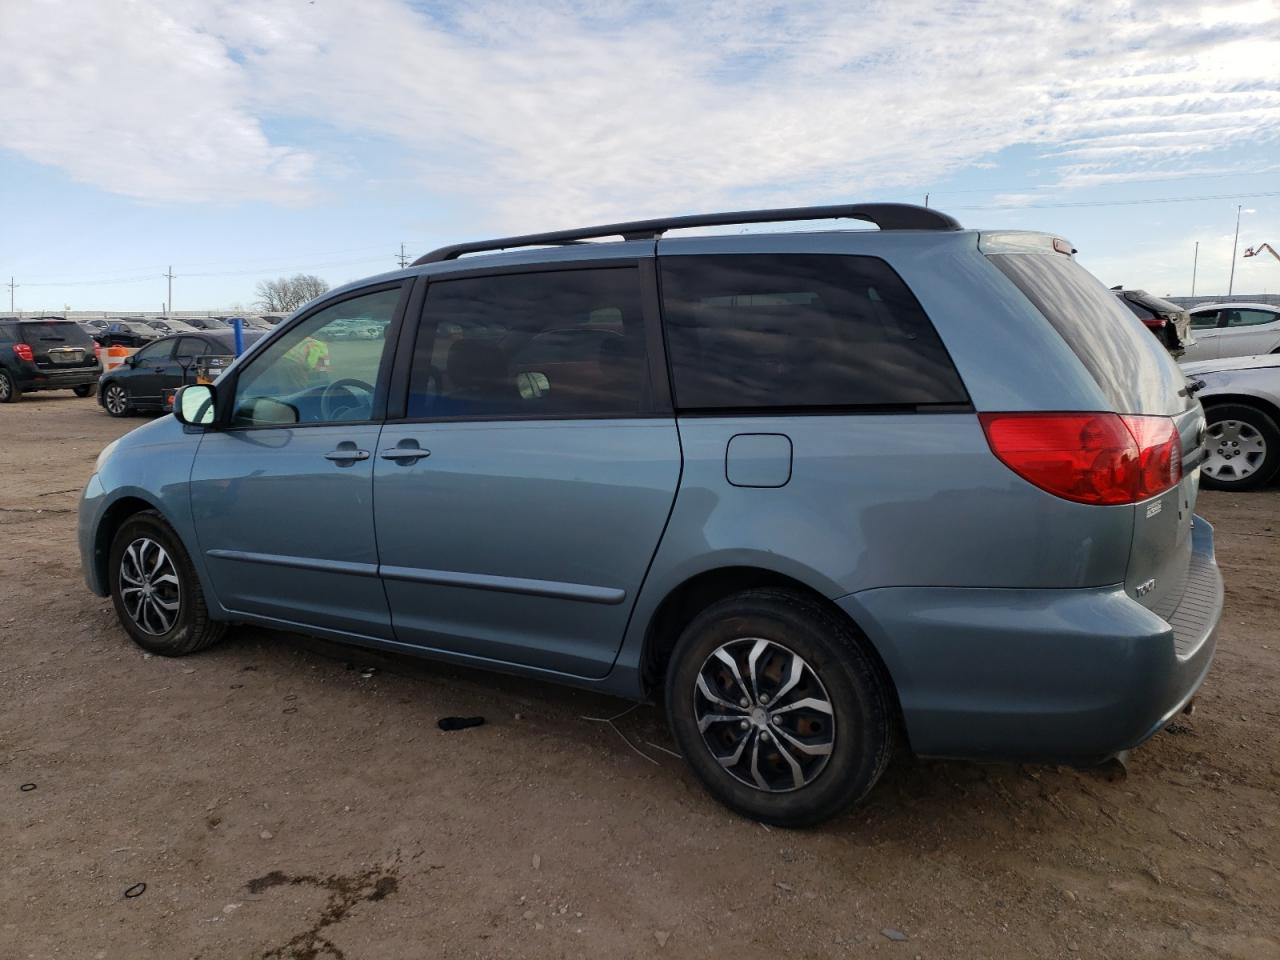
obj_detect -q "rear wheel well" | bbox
[641,567,902,723]
[93,496,159,591]
[1201,393,1280,429]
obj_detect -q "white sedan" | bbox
[1181,302,1280,362]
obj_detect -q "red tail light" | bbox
[1121,414,1182,497]
[980,412,1182,505]
[12,343,33,362]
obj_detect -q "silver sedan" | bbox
[1184,353,1280,489]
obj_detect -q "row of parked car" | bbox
[4,291,1279,492]
[79,314,286,348]
[0,315,278,408]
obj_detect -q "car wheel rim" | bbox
[0,375,10,400]
[1204,420,1266,481]
[693,637,835,793]
[106,386,126,414]
[118,537,181,636]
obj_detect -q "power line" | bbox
[951,190,1280,211]
[918,167,1280,200]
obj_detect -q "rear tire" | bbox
[109,510,226,656]
[0,370,20,403]
[665,589,893,827]
[102,382,130,417]
[73,383,97,398]
[1201,403,1280,491]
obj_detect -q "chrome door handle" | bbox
[324,447,370,462]
[380,445,431,462]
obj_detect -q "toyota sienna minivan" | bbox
[80,203,1222,826]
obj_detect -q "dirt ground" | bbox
[2,394,1278,960]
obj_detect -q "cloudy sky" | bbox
[1,0,1277,311]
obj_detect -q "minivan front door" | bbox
[374,262,680,678]
[189,284,405,639]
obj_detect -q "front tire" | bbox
[73,383,97,398]
[109,510,226,655]
[665,589,894,827]
[0,370,20,403]
[1201,403,1280,491]
[102,382,130,417]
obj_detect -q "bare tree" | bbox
[254,274,330,312]
[289,273,329,305]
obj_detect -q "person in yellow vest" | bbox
[280,334,330,391]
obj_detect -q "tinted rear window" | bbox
[659,254,967,410]
[19,322,94,346]
[989,253,1188,416]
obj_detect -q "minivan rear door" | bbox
[375,257,680,679]
[986,242,1203,619]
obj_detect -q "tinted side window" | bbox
[407,268,650,419]
[1190,310,1220,329]
[659,254,966,410]
[174,337,211,358]
[133,340,173,362]
[1225,308,1278,327]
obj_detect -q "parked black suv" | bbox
[0,318,102,402]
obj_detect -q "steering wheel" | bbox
[320,378,375,421]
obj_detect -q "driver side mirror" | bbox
[174,383,217,426]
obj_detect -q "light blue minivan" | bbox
[80,204,1221,825]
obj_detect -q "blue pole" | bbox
[232,316,244,355]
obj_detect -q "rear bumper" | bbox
[16,365,101,390]
[836,516,1222,762]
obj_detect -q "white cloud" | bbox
[1,0,1278,225]
[0,0,314,203]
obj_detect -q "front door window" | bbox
[231,287,400,426]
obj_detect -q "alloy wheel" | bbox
[693,637,835,792]
[0,373,11,401]
[118,537,181,635]
[1204,419,1267,482]
[105,384,128,415]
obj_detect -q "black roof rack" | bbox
[413,202,961,265]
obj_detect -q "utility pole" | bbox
[1191,241,1199,297]
[397,242,409,269]
[5,276,15,313]
[1228,205,1242,296]
[164,266,176,315]
[923,193,930,208]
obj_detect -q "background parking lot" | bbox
[3,396,1279,960]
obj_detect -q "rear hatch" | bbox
[18,320,99,370]
[985,240,1203,618]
